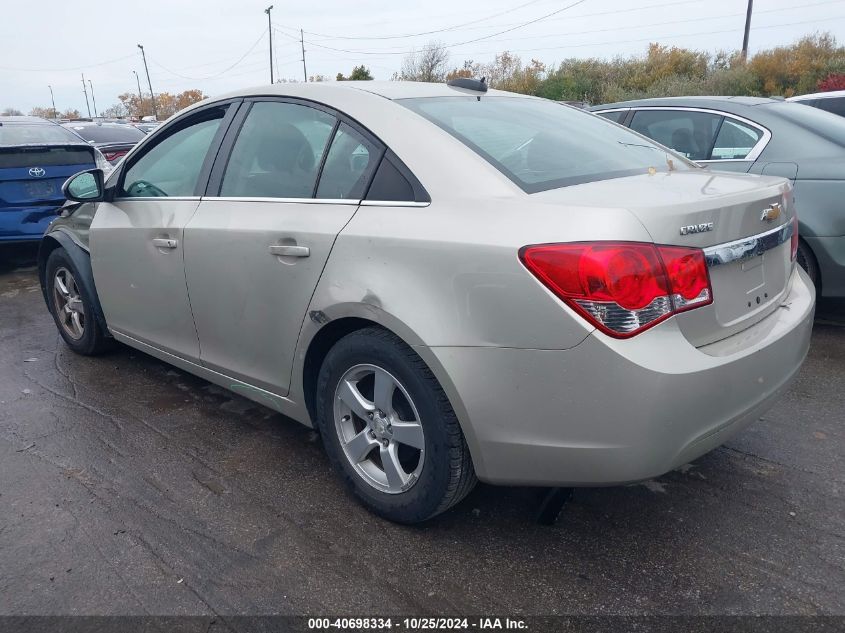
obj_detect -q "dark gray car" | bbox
[591,97,845,298]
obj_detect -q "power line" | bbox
[150,30,267,81]
[276,0,590,57]
[300,0,548,41]
[449,15,845,57]
[0,53,135,73]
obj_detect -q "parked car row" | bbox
[591,96,845,299]
[36,79,816,523]
[0,115,149,242]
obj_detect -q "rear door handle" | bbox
[152,238,178,249]
[269,245,310,258]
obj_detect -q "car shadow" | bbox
[0,242,39,274]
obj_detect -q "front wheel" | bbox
[45,248,111,356]
[315,327,476,523]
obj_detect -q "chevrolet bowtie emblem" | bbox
[761,202,782,223]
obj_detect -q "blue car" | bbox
[0,116,109,242]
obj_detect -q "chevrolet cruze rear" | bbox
[39,82,815,523]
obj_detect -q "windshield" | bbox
[399,96,693,193]
[66,124,146,143]
[0,123,83,145]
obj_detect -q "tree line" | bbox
[7,32,845,118]
[396,32,845,104]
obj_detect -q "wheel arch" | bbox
[296,310,485,476]
[39,232,110,335]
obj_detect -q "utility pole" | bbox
[301,28,307,82]
[265,5,274,83]
[48,85,56,119]
[132,70,143,118]
[137,44,158,120]
[88,80,98,118]
[81,73,91,117]
[741,0,754,61]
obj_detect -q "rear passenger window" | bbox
[711,119,763,160]
[816,97,845,118]
[596,111,626,123]
[221,101,335,198]
[316,123,379,199]
[365,158,415,202]
[630,110,721,161]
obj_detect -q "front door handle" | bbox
[269,244,310,258]
[152,238,178,249]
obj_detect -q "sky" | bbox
[2,0,844,114]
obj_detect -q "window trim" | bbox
[600,106,772,163]
[113,99,241,201]
[206,95,388,201]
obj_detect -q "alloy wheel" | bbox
[53,267,85,340]
[333,363,425,494]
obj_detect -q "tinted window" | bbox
[66,124,146,143]
[400,97,692,193]
[221,101,335,198]
[711,119,763,159]
[121,108,226,197]
[316,123,379,199]
[0,123,82,145]
[596,110,626,123]
[815,97,845,118]
[630,110,721,161]
[366,158,415,201]
[764,101,845,147]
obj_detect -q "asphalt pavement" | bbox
[1,243,843,617]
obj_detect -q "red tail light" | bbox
[102,150,127,162]
[519,242,713,338]
[790,214,799,261]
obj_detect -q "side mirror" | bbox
[62,169,105,203]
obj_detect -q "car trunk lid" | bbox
[0,144,96,209]
[532,170,796,346]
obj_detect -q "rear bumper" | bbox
[429,266,816,486]
[0,205,59,241]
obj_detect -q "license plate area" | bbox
[24,180,56,199]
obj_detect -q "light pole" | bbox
[265,5,274,83]
[88,80,98,118]
[741,0,754,61]
[81,73,91,117]
[137,44,158,120]
[132,70,143,118]
[48,85,56,119]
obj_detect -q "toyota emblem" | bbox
[29,167,46,178]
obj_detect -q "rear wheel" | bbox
[315,327,476,523]
[46,248,111,356]
[796,239,820,291]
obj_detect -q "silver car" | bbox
[40,81,815,523]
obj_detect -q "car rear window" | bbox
[399,96,693,193]
[0,123,83,145]
[0,146,95,168]
[766,101,845,146]
[66,124,146,143]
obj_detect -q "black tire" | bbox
[315,327,476,523]
[796,239,821,292]
[45,248,112,356]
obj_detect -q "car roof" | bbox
[591,96,783,111]
[212,80,522,103]
[0,115,54,124]
[788,90,845,101]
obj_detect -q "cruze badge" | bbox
[680,222,714,236]
[29,167,46,177]
[761,202,782,223]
